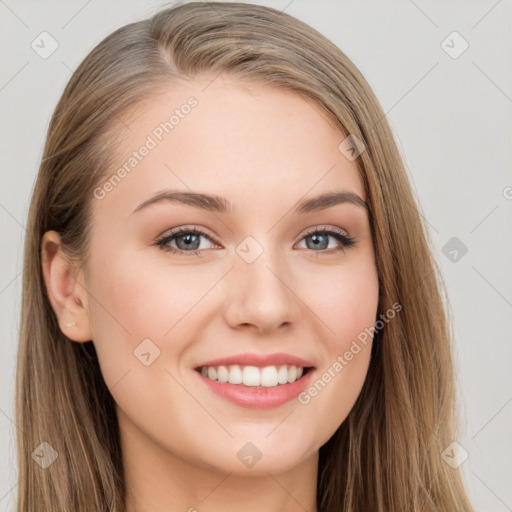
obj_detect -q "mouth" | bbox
[194,364,314,388]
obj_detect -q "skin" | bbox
[42,75,379,512]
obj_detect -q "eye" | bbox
[296,226,356,255]
[156,226,218,256]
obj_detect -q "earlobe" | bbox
[41,230,92,342]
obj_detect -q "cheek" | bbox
[84,249,167,387]
[85,247,221,385]
[293,258,378,436]
[87,243,184,335]
[296,256,379,349]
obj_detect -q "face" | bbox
[74,76,379,476]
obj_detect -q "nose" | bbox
[222,244,302,335]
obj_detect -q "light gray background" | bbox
[1,1,511,510]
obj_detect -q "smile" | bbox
[194,365,316,409]
[197,364,312,387]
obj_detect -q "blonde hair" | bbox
[16,2,474,510]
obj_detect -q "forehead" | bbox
[94,76,365,218]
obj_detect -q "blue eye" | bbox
[156,226,356,256]
[156,227,214,256]
[298,226,356,254]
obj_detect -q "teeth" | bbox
[217,365,229,383]
[199,364,307,387]
[228,364,242,384]
[242,366,260,386]
[277,365,289,384]
[260,366,278,387]
[287,365,297,383]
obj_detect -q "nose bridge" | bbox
[223,234,301,332]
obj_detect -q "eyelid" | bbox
[301,224,350,238]
[157,224,216,241]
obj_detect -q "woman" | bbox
[16,2,474,511]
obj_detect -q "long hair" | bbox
[16,2,474,510]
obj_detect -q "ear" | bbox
[41,230,93,343]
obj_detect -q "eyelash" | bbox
[156,225,356,257]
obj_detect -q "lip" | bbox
[194,366,316,409]
[194,352,315,369]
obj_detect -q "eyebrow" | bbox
[131,189,368,215]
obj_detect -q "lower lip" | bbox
[195,368,316,409]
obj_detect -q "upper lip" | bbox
[194,352,315,369]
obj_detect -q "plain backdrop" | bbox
[1,1,511,510]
